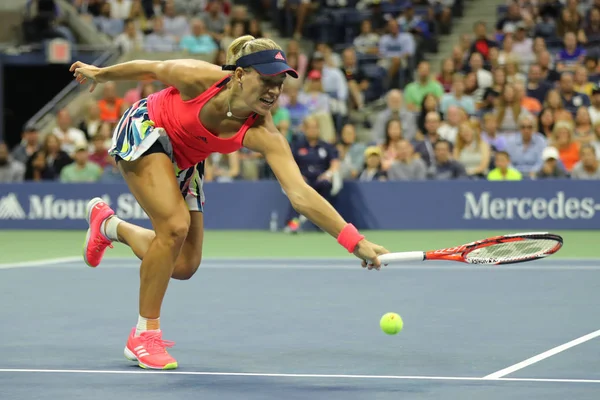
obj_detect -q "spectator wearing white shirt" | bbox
[588,86,600,124]
[145,16,177,52]
[378,19,415,88]
[353,19,380,55]
[162,0,189,42]
[468,52,492,102]
[511,22,535,68]
[311,52,348,104]
[108,0,132,20]
[114,18,144,53]
[52,109,87,156]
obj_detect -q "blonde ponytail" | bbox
[226,35,283,66]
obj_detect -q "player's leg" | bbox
[118,152,190,369]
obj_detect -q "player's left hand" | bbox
[353,239,389,271]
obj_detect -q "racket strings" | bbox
[465,239,559,263]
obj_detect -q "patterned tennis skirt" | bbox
[108,98,205,212]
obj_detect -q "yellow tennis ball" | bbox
[380,312,403,335]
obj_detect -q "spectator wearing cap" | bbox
[403,61,444,111]
[556,32,586,73]
[536,146,568,179]
[378,19,416,89]
[440,73,476,116]
[180,18,218,55]
[371,89,417,142]
[387,139,427,181]
[299,70,331,114]
[358,146,386,181]
[11,125,40,164]
[588,85,600,124]
[559,72,591,116]
[487,151,522,181]
[310,51,348,105]
[144,16,178,52]
[505,114,547,178]
[0,142,25,183]
[59,142,102,183]
[526,64,552,105]
[427,139,467,180]
[286,116,340,232]
[468,21,498,62]
[571,145,600,179]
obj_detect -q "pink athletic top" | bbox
[147,76,259,170]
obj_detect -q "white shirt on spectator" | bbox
[379,32,415,59]
[588,105,600,125]
[52,127,87,155]
[108,0,132,20]
[321,66,348,102]
[353,33,379,54]
[512,38,535,67]
[438,123,459,144]
[114,32,144,53]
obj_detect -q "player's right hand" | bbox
[70,61,103,92]
[353,239,389,271]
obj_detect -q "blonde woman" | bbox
[551,120,580,171]
[453,120,491,177]
[496,83,526,132]
[70,35,388,370]
[504,56,526,85]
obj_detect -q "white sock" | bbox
[101,216,122,242]
[135,315,160,336]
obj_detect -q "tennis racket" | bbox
[377,232,563,265]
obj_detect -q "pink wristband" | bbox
[337,223,365,253]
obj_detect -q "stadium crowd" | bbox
[3,0,600,190]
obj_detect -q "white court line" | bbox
[484,328,600,379]
[0,257,80,270]
[0,368,599,384]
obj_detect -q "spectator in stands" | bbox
[584,7,600,39]
[467,52,493,102]
[453,120,490,178]
[404,61,444,111]
[505,114,547,177]
[94,2,124,38]
[144,16,177,52]
[559,72,590,115]
[427,139,467,180]
[504,56,526,84]
[574,106,593,139]
[59,142,102,183]
[208,152,240,182]
[341,47,369,110]
[378,19,416,89]
[271,101,292,143]
[310,51,348,107]
[515,81,542,115]
[468,21,498,62]
[571,145,600,179]
[282,83,310,134]
[526,64,552,104]
[413,111,442,166]
[337,124,366,180]
[451,45,466,72]
[25,133,72,181]
[129,0,151,33]
[162,0,190,41]
[98,82,125,124]
[512,23,535,66]
[537,50,561,82]
[286,116,339,232]
[538,108,555,137]
[589,86,600,124]
[379,119,403,170]
[487,151,522,181]
[358,146,387,181]
[536,146,568,179]
[437,58,455,93]
[387,139,427,181]
[10,126,40,165]
[115,17,144,52]
[285,40,308,81]
[550,120,580,171]
[0,142,25,183]
[557,3,585,43]
[481,112,507,151]
[574,65,594,96]
[99,155,124,182]
[496,2,522,34]
[180,18,218,55]
[416,93,440,134]
[88,133,111,169]
[371,89,417,142]
[52,109,87,155]
[109,0,133,20]
[496,83,528,133]
[556,32,586,72]
[438,105,462,143]
[299,70,330,113]
[440,73,475,115]
[77,100,102,140]
[353,19,380,56]
[202,0,229,44]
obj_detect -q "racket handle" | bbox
[378,251,426,264]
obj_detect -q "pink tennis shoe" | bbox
[83,197,115,268]
[124,328,178,370]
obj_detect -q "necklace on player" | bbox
[226,96,247,120]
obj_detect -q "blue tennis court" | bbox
[1,258,599,399]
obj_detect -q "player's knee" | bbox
[155,214,191,249]
[173,255,202,280]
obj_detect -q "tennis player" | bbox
[70,35,389,370]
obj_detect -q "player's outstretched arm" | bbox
[69,59,225,98]
[244,121,389,269]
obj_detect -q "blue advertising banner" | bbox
[0,180,598,230]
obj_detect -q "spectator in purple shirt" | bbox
[556,32,586,72]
